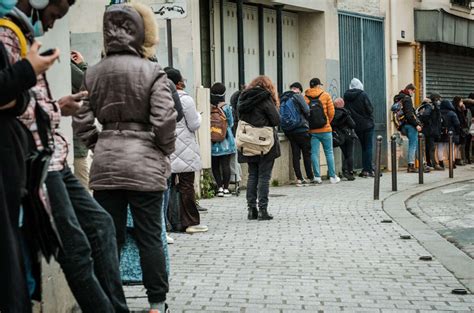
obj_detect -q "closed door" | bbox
[339,13,387,168]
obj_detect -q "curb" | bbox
[382,176,474,293]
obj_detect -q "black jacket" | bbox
[440,100,461,143]
[343,88,374,132]
[398,90,420,127]
[237,87,281,163]
[418,101,442,139]
[0,43,36,110]
[230,89,242,136]
[331,107,356,130]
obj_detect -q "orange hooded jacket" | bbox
[304,87,335,133]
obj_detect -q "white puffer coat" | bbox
[171,90,202,173]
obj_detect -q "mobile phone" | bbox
[40,48,56,56]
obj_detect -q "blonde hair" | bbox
[247,75,280,107]
[127,1,158,58]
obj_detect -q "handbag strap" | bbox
[33,97,53,153]
[0,18,27,58]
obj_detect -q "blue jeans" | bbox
[355,127,375,173]
[311,132,336,178]
[402,124,418,164]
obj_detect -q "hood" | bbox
[305,87,325,98]
[344,88,363,101]
[280,90,295,102]
[103,3,158,58]
[238,87,272,114]
[349,78,364,90]
[440,100,455,111]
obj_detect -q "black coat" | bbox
[440,100,461,143]
[237,87,281,163]
[418,101,442,139]
[397,90,420,127]
[0,41,35,313]
[0,43,36,108]
[343,89,374,132]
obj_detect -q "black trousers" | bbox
[47,168,128,313]
[466,134,472,162]
[94,189,168,304]
[286,132,314,180]
[247,158,275,210]
[425,135,436,167]
[0,117,33,313]
[212,154,231,189]
[339,138,354,173]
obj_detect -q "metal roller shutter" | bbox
[425,44,474,99]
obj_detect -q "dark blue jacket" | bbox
[440,100,461,143]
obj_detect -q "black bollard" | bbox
[418,132,424,184]
[391,134,397,191]
[448,131,454,178]
[374,136,383,200]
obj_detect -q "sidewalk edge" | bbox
[382,177,474,293]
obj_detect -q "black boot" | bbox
[247,208,258,220]
[258,208,273,221]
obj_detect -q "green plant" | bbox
[200,169,215,199]
[271,179,279,187]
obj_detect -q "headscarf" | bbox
[0,0,17,18]
[334,98,345,108]
[349,78,364,90]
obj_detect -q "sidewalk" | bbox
[125,167,474,312]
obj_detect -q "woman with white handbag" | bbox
[236,76,281,221]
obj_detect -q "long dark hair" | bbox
[453,96,463,109]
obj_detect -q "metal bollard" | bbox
[374,135,383,200]
[448,131,454,178]
[391,135,397,191]
[418,132,424,184]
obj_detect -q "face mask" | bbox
[29,9,44,37]
[0,0,17,18]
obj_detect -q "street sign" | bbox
[151,1,187,19]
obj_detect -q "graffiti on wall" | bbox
[327,78,339,101]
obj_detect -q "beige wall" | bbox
[398,44,415,90]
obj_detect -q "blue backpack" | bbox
[279,95,302,132]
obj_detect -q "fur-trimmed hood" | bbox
[103,2,158,59]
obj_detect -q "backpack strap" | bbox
[0,18,28,59]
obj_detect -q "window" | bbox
[451,0,471,8]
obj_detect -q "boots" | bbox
[247,208,258,220]
[257,208,273,221]
[407,163,417,173]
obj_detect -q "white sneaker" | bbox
[217,187,224,197]
[223,189,231,197]
[185,225,209,234]
[296,179,304,187]
[330,176,341,184]
[166,234,174,244]
[311,177,323,184]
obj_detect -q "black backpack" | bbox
[307,92,327,129]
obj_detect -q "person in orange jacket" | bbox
[304,78,340,184]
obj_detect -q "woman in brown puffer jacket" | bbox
[73,3,176,312]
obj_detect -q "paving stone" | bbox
[126,169,474,311]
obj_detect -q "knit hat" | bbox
[165,67,183,85]
[210,82,226,105]
[349,78,364,90]
[289,82,303,93]
[334,98,345,108]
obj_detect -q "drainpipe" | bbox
[390,0,398,98]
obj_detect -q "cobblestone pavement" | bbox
[126,168,474,312]
[407,174,474,259]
